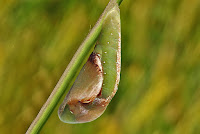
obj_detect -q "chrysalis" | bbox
[58,1,121,124]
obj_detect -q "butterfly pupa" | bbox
[58,1,121,124]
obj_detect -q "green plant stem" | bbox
[117,0,123,5]
[26,0,123,133]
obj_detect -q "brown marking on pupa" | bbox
[88,52,103,73]
[97,87,103,97]
[61,52,105,117]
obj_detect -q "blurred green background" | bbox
[0,0,200,133]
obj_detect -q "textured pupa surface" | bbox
[58,1,121,124]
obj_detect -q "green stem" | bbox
[26,0,123,133]
[117,0,123,5]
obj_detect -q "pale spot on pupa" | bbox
[107,42,110,44]
[111,33,113,35]
[104,52,107,54]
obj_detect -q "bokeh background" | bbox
[0,0,200,133]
